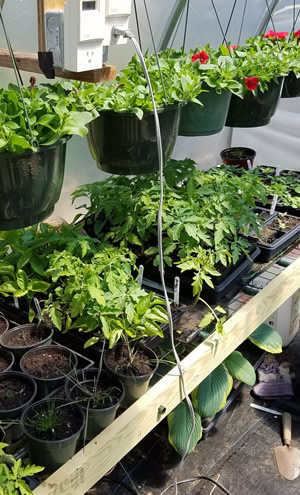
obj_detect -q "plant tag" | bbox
[174,276,180,307]
[138,265,144,287]
[275,166,281,176]
[247,159,253,171]
[270,195,278,215]
[13,297,19,309]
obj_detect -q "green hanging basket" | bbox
[87,105,182,176]
[179,86,232,136]
[281,72,300,98]
[0,139,67,231]
[226,78,283,128]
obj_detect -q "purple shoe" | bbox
[252,380,294,400]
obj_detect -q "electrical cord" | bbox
[113,26,196,495]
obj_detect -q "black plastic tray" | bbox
[256,200,300,218]
[250,214,300,262]
[141,247,260,304]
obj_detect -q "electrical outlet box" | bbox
[64,0,105,72]
[104,0,132,46]
[45,11,64,68]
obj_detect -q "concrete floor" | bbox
[89,333,300,495]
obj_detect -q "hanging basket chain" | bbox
[182,0,190,54]
[238,0,248,45]
[210,0,232,55]
[143,0,168,105]
[223,0,238,45]
[0,10,38,149]
[264,0,282,51]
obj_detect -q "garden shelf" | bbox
[28,244,300,495]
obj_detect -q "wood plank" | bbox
[33,256,300,495]
[37,0,66,51]
[0,49,116,83]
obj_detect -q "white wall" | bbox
[0,1,299,221]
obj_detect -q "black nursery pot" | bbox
[65,369,125,441]
[226,78,283,128]
[0,323,54,360]
[21,398,85,471]
[0,140,67,231]
[282,72,300,98]
[220,147,256,170]
[104,345,159,407]
[87,105,181,175]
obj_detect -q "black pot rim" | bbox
[104,344,159,380]
[69,376,125,413]
[0,315,9,333]
[220,147,256,160]
[21,398,85,445]
[0,348,15,372]
[97,103,184,118]
[20,344,78,383]
[0,371,37,415]
[0,137,69,160]
[0,324,54,351]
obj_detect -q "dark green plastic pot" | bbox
[104,345,158,408]
[21,399,85,471]
[0,323,54,360]
[65,370,125,441]
[282,72,300,98]
[226,78,283,128]
[0,371,37,441]
[20,345,78,397]
[0,139,67,231]
[87,105,181,176]
[179,87,231,136]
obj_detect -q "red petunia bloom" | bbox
[264,30,288,40]
[294,29,300,39]
[245,76,259,91]
[191,51,209,64]
[229,45,238,50]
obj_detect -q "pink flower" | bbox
[276,31,289,40]
[264,30,289,40]
[191,51,209,64]
[229,45,239,50]
[245,76,259,91]
[264,30,276,39]
[294,29,300,39]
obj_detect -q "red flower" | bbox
[294,29,300,39]
[264,30,288,40]
[229,45,238,50]
[191,51,209,64]
[245,76,259,91]
[29,76,36,89]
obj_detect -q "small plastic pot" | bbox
[0,349,14,373]
[282,72,300,98]
[0,140,67,231]
[0,371,37,441]
[65,370,125,441]
[0,323,54,360]
[225,78,283,128]
[0,314,9,336]
[21,398,85,471]
[104,345,158,408]
[220,147,256,170]
[87,105,181,176]
[179,87,231,136]
[20,345,78,396]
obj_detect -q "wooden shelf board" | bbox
[33,256,300,495]
[0,49,116,83]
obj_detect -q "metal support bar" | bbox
[255,0,281,35]
[158,0,187,51]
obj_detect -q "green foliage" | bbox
[0,81,94,154]
[168,401,202,457]
[192,364,233,418]
[0,223,167,348]
[263,173,300,209]
[0,442,43,495]
[249,324,282,353]
[224,351,256,386]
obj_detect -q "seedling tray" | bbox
[141,247,260,305]
[250,214,300,263]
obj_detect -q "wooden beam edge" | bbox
[0,49,116,83]
[34,257,300,495]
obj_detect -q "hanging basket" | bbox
[0,139,67,231]
[179,86,231,136]
[87,105,182,176]
[281,72,300,98]
[225,78,283,128]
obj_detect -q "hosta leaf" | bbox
[249,324,282,353]
[192,364,232,418]
[168,401,202,456]
[224,351,256,386]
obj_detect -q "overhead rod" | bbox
[158,0,187,51]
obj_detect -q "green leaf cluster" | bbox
[0,442,44,495]
[0,81,94,154]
